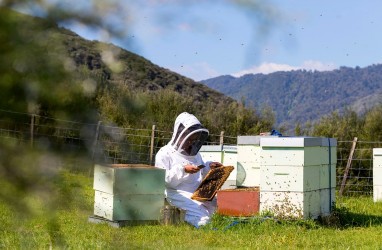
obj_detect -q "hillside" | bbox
[59,23,235,109]
[202,66,382,130]
[1,8,231,106]
[2,8,275,137]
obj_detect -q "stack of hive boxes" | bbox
[214,138,261,216]
[373,148,382,202]
[93,164,165,223]
[199,145,237,189]
[259,137,337,219]
[215,136,268,216]
[236,136,266,187]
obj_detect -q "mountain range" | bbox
[201,65,382,131]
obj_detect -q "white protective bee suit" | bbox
[155,112,217,227]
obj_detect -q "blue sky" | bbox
[65,0,382,81]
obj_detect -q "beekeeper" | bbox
[155,112,222,228]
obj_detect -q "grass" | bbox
[1,170,382,249]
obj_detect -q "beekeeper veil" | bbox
[170,112,209,156]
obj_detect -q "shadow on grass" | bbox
[317,205,382,229]
[207,206,382,231]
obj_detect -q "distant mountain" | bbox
[201,65,382,131]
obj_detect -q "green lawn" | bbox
[1,170,382,249]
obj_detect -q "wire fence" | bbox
[337,139,382,196]
[0,109,380,197]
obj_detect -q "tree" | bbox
[311,109,362,140]
[361,105,382,142]
[0,2,129,245]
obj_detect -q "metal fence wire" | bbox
[0,109,380,197]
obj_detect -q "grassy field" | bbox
[1,170,382,249]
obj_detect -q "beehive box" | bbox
[320,188,336,215]
[217,187,260,216]
[260,190,321,219]
[260,137,337,166]
[200,145,237,189]
[221,146,237,189]
[237,136,264,187]
[199,145,223,163]
[319,164,337,190]
[373,148,382,202]
[260,164,336,192]
[259,137,337,219]
[93,164,165,221]
[260,188,335,219]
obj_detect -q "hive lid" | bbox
[191,166,234,201]
[260,137,337,147]
[237,135,263,145]
[374,148,382,156]
[222,145,237,152]
[199,145,223,152]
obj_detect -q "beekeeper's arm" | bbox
[155,150,199,189]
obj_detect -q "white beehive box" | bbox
[237,136,264,187]
[260,164,336,192]
[260,137,337,166]
[261,165,321,192]
[200,145,223,163]
[93,164,165,221]
[260,190,320,219]
[373,148,382,202]
[260,188,335,219]
[200,145,237,189]
[221,145,238,189]
[259,137,337,219]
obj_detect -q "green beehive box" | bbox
[94,191,165,221]
[94,164,165,195]
[93,164,165,222]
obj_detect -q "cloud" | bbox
[232,60,337,77]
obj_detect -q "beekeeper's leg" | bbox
[167,194,217,227]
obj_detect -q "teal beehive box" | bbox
[93,164,165,222]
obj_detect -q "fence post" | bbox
[150,125,156,165]
[30,114,35,147]
[339,137,358,197]
[92,121,102,161]
[219,131,224,145]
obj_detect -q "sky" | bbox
[64,0,382,82]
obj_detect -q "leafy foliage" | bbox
[307,105,382,194]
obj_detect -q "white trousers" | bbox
[166,191,217,227]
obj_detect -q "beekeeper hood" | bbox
[169,112,209,156]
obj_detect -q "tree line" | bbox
[202,65,382,133]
